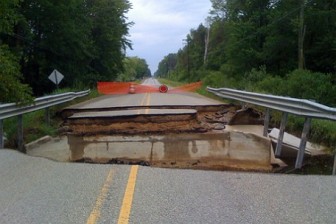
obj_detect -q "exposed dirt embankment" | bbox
[62,104,264,136]
[68,119,207,135]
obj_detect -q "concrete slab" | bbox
[225,125,264,136]
[269,128,328,157]
[27,136,70,162]
[149,132,271,171]
[225,125,287,168]
[27,131,272,171]
[69,109,197,119]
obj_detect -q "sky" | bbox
[126,0,212,74]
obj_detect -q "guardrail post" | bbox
[295,117,312,169]
[333,152,336,175]
[18,115,24,152]
[0,119,4,149]
[275,112,288,157]
[263,108,271,137]
[45,108,50,126]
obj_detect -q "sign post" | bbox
[48,69,64,89]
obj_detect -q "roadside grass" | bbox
[159,78,231,103]
[291,155,334,175]
[158,78,185,87]
[3,88,100,149]
[4,111,57,147]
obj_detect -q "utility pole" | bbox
[204,18,211,66]
[298,0,306,70]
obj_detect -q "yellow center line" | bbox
[138,93,151,114]
[140,93,148,106]
[117,165,139,224]
[138,93,148,114]
[87,168,114,224]
[145,93,151,114]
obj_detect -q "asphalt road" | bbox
[64,91,223,111]
[1,149,336,224]
[65,78,223,112]
[142,77,161,86]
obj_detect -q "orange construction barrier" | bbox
[169,81,202,93]
[97,81,202,95]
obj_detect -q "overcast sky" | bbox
[126,0,212,74]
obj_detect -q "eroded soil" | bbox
[62,104,263,135]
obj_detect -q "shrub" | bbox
[284,69,336,106]
[203,70,241,89]
[255,75,286,95]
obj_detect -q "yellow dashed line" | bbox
[87,169,114,224]
[117,165,139,224]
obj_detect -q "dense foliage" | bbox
[0,45,33,104]
[0,0,32,103]
[0,0,150,103]
[118,57,151,81]
[156,0,336,107]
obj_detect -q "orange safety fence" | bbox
[97,81,202,95]
[169,81,202,93]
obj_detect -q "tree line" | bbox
[1,0,150,103]
[155,0,336,107]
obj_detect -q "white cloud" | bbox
[126,0,212,74]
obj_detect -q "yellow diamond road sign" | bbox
[48,69,64,85]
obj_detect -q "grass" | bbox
[3,88,100,149]
[158,78,185,87]
[159,78,232,103]
[291,155,334,175]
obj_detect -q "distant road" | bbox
[63,78,223,112]
[142,77,161,86]
[1,149,336,223]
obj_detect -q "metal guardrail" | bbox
[207,86,336,171]
[0,90,90,120]
[207,87,336,121]
[0,90,90,149]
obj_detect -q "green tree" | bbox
[0,46,33,104]
[206,19,228,70]
[0,0,33,104]
[173,24,208,82]
[119,57,150,81]
[261,0,300,75]
[18,0,95,94]
[222,0,272,77]
[304,0,336,74]
[155,53,177,78]
[1,0,133,96]
[88,0,133,80]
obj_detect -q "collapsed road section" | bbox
[58,92,275,171]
